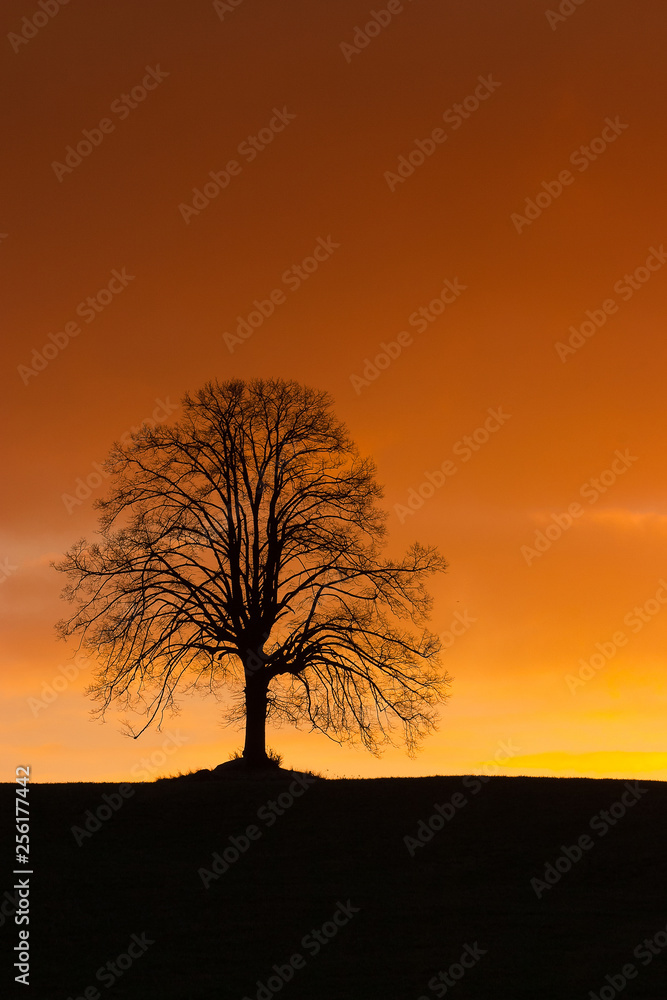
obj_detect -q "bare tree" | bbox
[54,378,450,769]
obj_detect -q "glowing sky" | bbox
[3,0,667,781]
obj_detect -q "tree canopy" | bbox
[55,378,450,767]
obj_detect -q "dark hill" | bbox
[2,775,666,999]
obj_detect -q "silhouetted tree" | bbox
[54,378,450,768]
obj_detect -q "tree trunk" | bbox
[242,670,269,767]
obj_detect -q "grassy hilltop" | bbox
[2,775,667,999]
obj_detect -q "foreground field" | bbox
[2,775,666,999]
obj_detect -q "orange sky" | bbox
[3,0,667,782]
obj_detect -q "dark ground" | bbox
[1,774,666,999]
